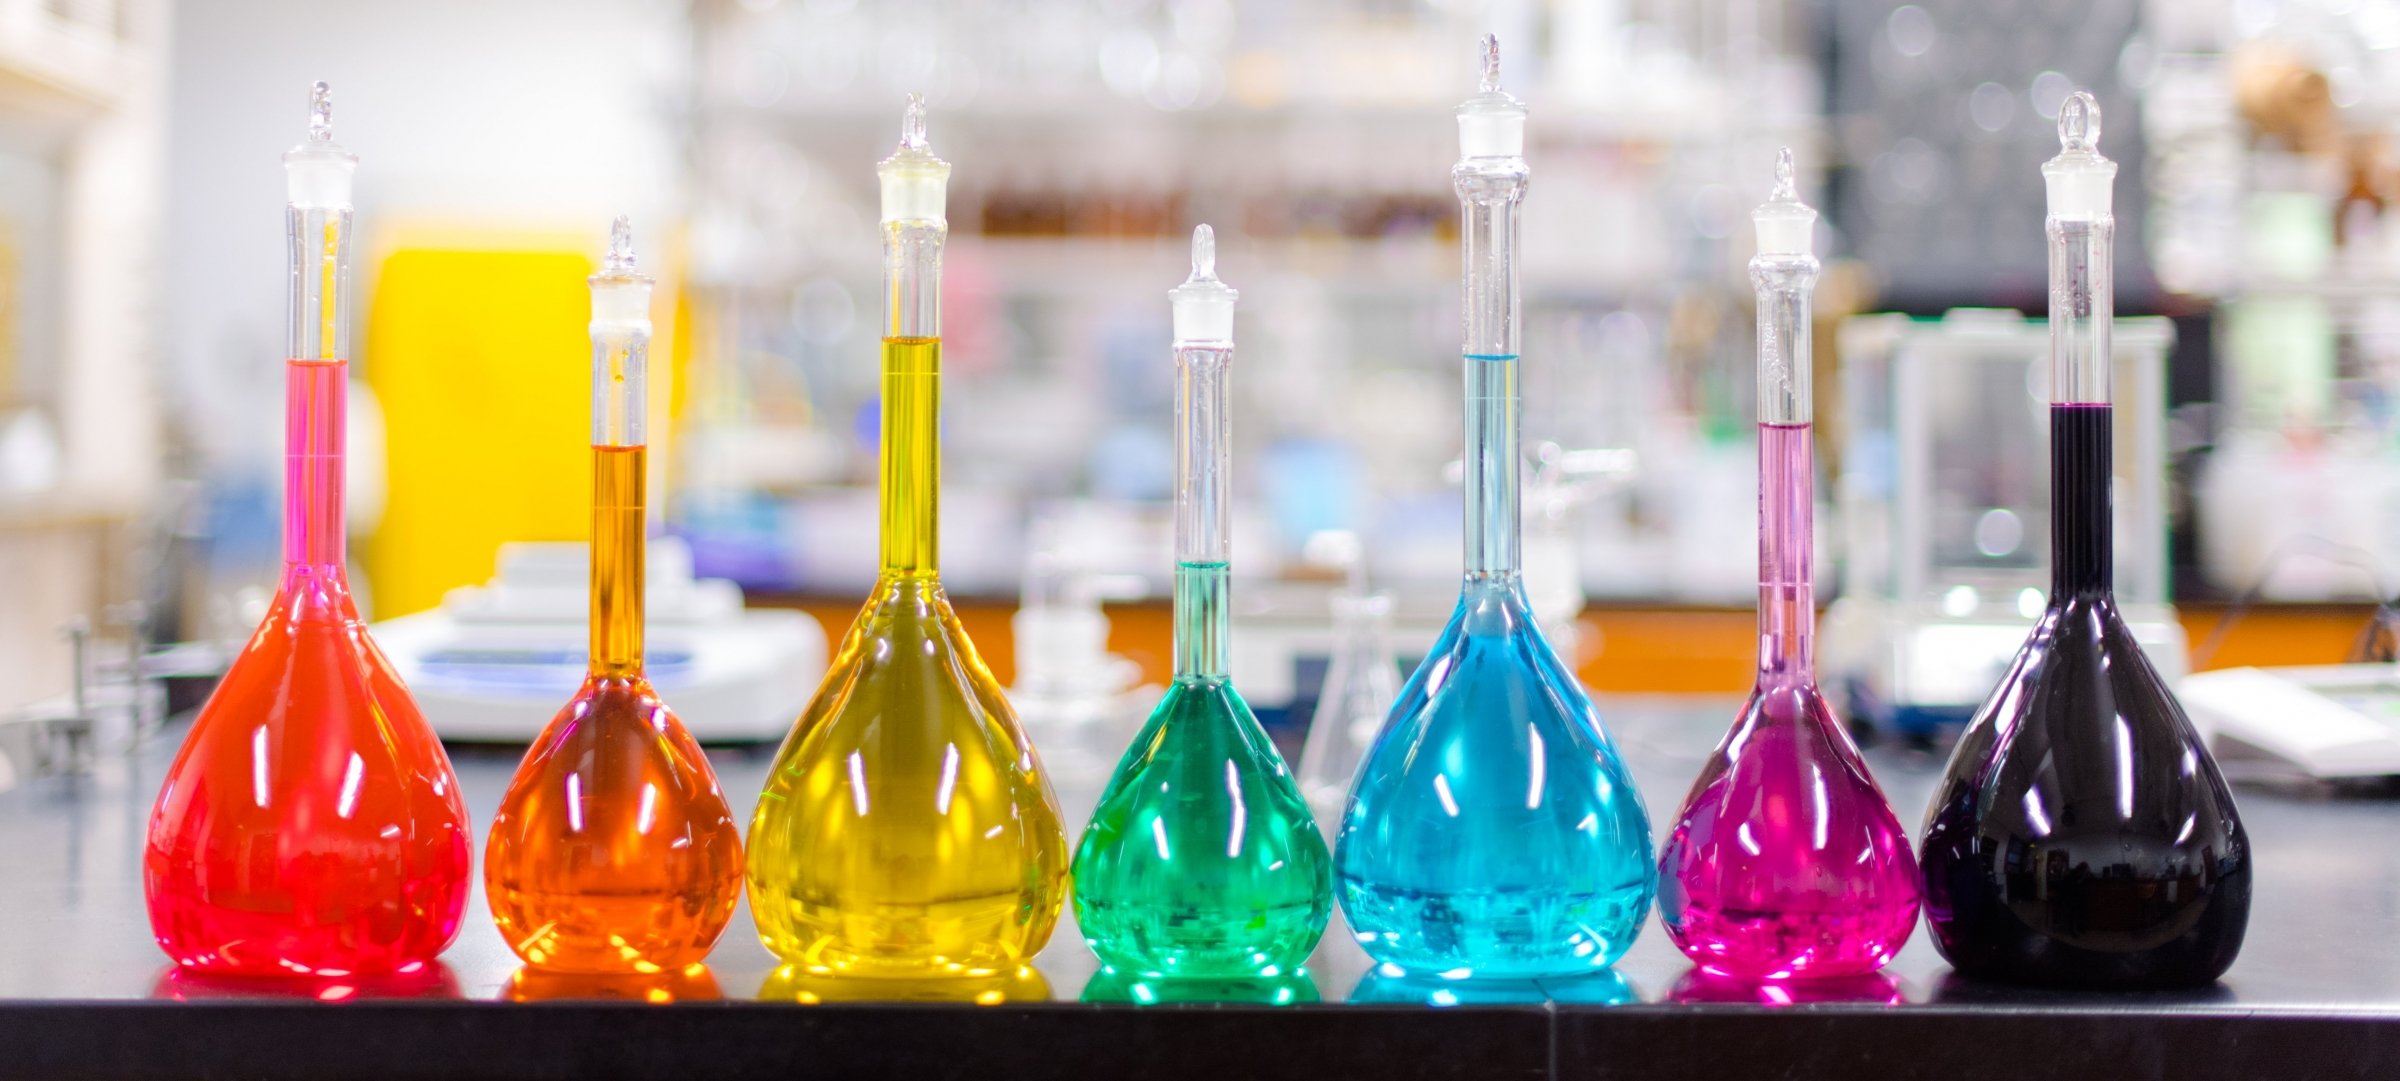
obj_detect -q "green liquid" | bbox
[1069,561,1332,978]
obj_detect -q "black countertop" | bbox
[1,696,2394,1080]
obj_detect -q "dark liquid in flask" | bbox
[1921,404,2251,989]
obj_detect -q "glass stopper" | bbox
[1478,34,1501,94]
[606,215,637,272]
[308,81,333,142]
[1190,224,1215,281]
[2058,90,2099,152]
[900,92,928,151]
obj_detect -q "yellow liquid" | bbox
[759,963,1051,1005]
[746,337,1069,977]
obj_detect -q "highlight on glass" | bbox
[481,218,745,974]
[744,95,1070,978]
[144,81,471,977]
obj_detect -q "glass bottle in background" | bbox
[745,97,1069,978]
[1071,227,1332,978]
[1921,93,2251,988]
[1294,533,1400,835]
[1334,38,1654,979]
[1656,151,1919,980]
[482,218,745,973]
[145,83,471,975]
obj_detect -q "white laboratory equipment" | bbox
[374,539,825,742]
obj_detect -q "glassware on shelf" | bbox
[1920,93,2253,989]
[745,97,1069,979]
[1070,227,1333,979]
[1293,532,1400,834]
[144,83,471,977]
[1333,37,1654,980]
[1654,150,1921,981]
[482,219,745,974]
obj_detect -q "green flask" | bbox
[1069,227,1332,978]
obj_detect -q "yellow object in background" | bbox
[364,247,593,617]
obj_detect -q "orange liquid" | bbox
[145,358,472,976]
[483,445,745,973]
[505,964,722,1003]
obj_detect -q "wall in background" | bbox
[162,0,689,586]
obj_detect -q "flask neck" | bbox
[590,444,646,677]
[880,223,945,578]
[2047,212,2114,599]
[1756,422,1814,684]
[2051,404,2113,598]
[1173,343,1233,681]
[880,338,940,578]
[1173,560,1230,681]
[1463,355,1521,580]
[1457,161,1525,582]
[283,359,347,576]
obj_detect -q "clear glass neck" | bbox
[1753,252,1821,683]
[2049,214,2115,597]
[590,320,649,675]
[1752,254,1818,426]
[286,204,353,363]
[880,221,945,577]
[886,222,944,340]
[282,202,353,576]
[2049,216,2113,406]
[1457,159,1526,582]
[1174,343,1232,679]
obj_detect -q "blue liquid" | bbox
[1334,579,1655,978]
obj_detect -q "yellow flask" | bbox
[745,99,1068,978]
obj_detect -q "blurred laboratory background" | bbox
[5,0,2400,779]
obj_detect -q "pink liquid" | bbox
[1657,422,1919,980]
[144,359,472,976]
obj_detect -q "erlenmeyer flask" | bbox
[1657,152,1920,981]
[1296,586,1400,834]
[145,83,471,977]
[746,98,1069,978]
[1335,38,1653,980]
[1072,227,1332,979]
[1921,94,2251,989]
[483,220,744,974]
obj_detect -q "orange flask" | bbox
[482,220,743,972]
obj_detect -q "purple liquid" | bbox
[1921,404,2251,989]
[1659,423,1920,980]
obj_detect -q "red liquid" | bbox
[143,359,472,976]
